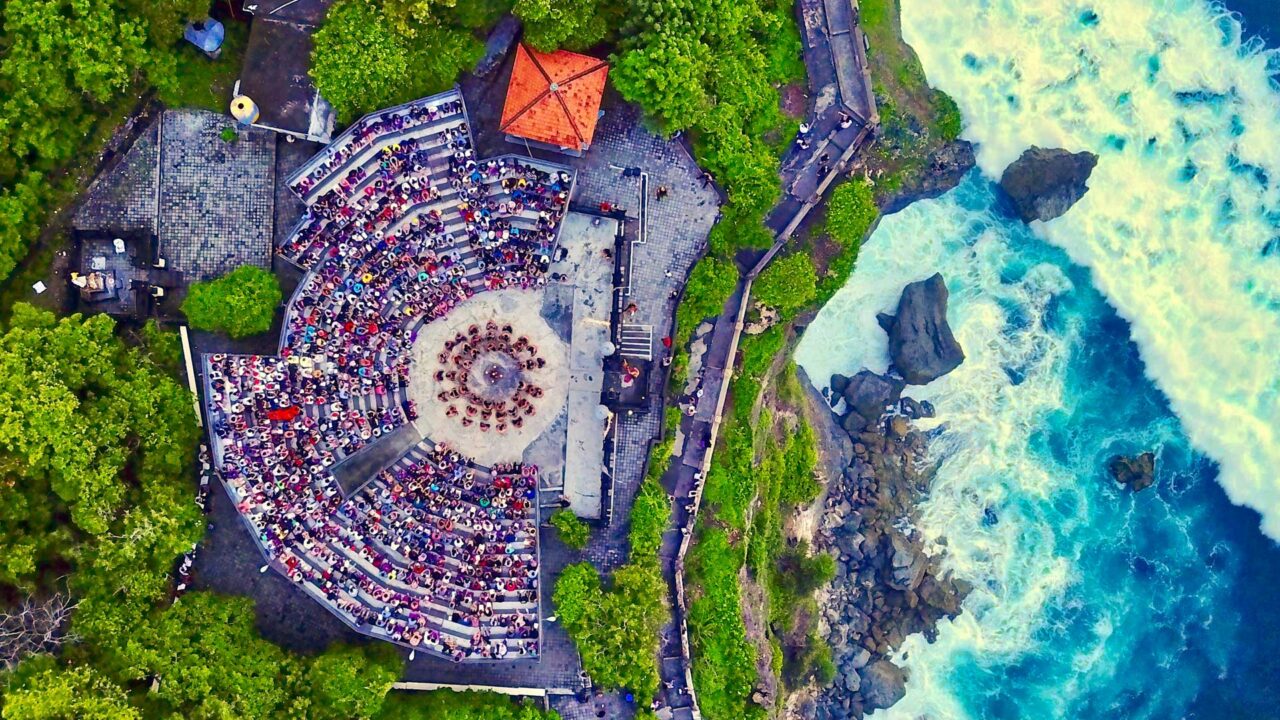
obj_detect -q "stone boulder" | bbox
[841,370,904,425]
[1109,452,1156,492]
[999,146,1099,223]
[883,274,965,385]
[859,660,908,711]
[830,373,851,396]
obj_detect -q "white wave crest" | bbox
[897,0,1280,540]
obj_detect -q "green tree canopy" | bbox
[310,0,483,124]
[550,509,591,550]
[554,560,668,699]
[0,305,199,590]
[301,643,403,720]
[753,252,817,314]
[514,0,611,52]
[825,179,878,245]
[675,257,738,347]
[0,655,139,720]
[181,265,282,339]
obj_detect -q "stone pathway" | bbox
[653,1,881,717]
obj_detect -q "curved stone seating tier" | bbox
[204,89,572,661]
[288,90,469,202]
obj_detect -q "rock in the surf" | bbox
[883,274,965,385]
[841,370,904,424]
[859,660,908,711]
[1108,452,1157,492]
[999,146,1099,223]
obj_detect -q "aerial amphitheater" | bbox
[204,87,577,662]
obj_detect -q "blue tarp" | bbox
[184,19,225,54]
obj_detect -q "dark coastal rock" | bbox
[812,363,970,719]
[882,140,978,215]
[999,146,1099,223]
[859,660,908,711]
[1108,452,1156,492]
[899,397,924,419]
[841,370,904,423]
[876,312,896,334]
[831,373,851,396]
[883,274,965,385]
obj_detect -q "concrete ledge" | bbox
[392,682,549,697]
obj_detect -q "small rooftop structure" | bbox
[499,44,608,156]
[235,0,335,142]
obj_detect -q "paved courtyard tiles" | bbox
[73,116,160,235]
[157,110,275,281]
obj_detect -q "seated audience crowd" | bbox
[203,89,574,660]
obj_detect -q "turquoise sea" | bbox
[796,1,1280,717]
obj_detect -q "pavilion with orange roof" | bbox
[499,44,609,156]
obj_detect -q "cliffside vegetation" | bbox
[856,0,965,197]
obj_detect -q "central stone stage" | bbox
[408,288,569,466]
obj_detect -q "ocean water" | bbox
[794,1,1280,718]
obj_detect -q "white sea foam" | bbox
[797,1,1279,716]
[797,174,1215,720]
[893,0,1280,540]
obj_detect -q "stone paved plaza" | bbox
[74,110,277,284]
[74,117,160,236]
[157,111,276,281]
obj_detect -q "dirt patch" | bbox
[739,566,780,709]
[780,83,809,119]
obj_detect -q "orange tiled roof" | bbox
[499,44,609,151]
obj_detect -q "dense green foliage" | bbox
[816,180,876,304]
[611,0,804,181]
[376,689,560,720]
[554,561,668,699]
[686,527,762,720]
[675,257,738,348]
[0,305,200,586]
[310,0,484,124]
[629,439,674,560]
[824,180,878,246]
[686,328,831,714]
[753,252,817,316]
[515,0,612,51]
[550,509,591,550]
[1,655,139,720]
[181,265,282,339]
[0,0,213,290]
[611,0,806,253]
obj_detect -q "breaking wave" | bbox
[796,3,1280,716]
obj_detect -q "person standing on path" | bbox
[656,185,669,201]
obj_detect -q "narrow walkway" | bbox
[652,1,881,717]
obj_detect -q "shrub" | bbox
[514,0,610,51]
[675,257,738,348]
[181,265,282,338]
[825,179,878,245]
[753,252,817,315]
[554,561,668,699]
[550,509,591,550]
